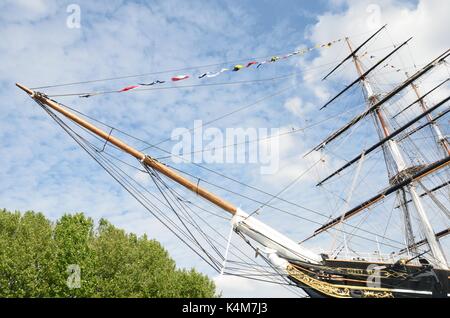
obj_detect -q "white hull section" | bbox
[232,208,322,264]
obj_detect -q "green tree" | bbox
[0,209,216,298]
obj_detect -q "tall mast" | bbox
[344,37,406,173]
[398,188,417,255]
[407,75,450,223]
[310,49,450,155]
[407,73,450,156]
[344,38,448,269]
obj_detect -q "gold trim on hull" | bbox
[287,264,394,298]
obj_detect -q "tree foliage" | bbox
[0,209,216,297]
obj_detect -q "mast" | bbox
[398,108,449,141]
[320,36,412,110]
[399,228,450,254]
[343,38,448,269]
[16,83,322,265]
[398,188,416,254]
[316,95,450,185]
[395,180,450,207]
[407,74,450,156]
[344,37,406,172]
[314,155,450,234]
[393,78,449,119]
[322,24,387,81]
[308,48,450,155]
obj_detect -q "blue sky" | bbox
[1,0,449,297]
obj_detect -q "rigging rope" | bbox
[34,37,345,95]
[50,99,408,249]
[30,96,432,297]
[37,99,314,289]
[47,73,298,98]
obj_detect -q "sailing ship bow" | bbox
[16,83,322,268]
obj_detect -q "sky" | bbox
[0,0,449,297]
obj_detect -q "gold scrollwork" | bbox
[287,265,394,298]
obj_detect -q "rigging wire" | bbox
[53,97,334,216]
[45,57,414,99]
[155,100,366,159]
[37,100,225,272]
[43,100,284,278]
[30,35,399,90]
[37,99,312,289]
[164,162,406,249]
[246,158,322,219]
[45,94,409,251]
[151,171,225,268]
[30,47,330,90]
[47,73,298,98]
[29,77,424,298]
[19,28,450,293]
[49,98,409,249]
[24,36,428,253]
[50,87,367,160]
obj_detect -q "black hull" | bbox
[286,259,450,298]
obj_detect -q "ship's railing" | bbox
[313,249,420,264]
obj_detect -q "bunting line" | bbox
[77,37,343,98]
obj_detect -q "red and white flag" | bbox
[171,75,190,81]
[119,85,139,92]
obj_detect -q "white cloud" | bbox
[0,0,55,21]
[303,0,450,88]
[284,96,318,119]
[284,97,301,117]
